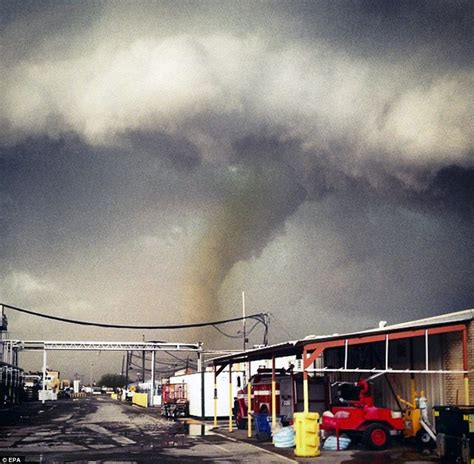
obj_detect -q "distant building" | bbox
[0,304,24,406]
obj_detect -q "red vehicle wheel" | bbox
[363,423,390,450]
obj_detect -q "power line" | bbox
[212,320,260,339]
[268,311,294,339]
[130,350,196,367]
[2,303,267,330]
[212,325,243,339]
[163,350,197,365]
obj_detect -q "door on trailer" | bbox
[294,376,328,415]
[279,377,294,418]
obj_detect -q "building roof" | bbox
[209,308,474,366]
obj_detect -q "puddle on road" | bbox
[179,422,214,436]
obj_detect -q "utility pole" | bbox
[125,351,129,388]
[242,291,247,351]
[141,334,145,384]
[151,351,156,406]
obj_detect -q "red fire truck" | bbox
[233,367,328,429]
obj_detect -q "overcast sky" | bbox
[1,1,473,380]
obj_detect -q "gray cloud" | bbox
[3,34,472,170]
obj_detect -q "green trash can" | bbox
[434,405,473,464]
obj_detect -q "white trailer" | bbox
[169,369,244,418]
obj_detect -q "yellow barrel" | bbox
[294,412,320,457]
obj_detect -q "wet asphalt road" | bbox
[0,397,291,463]
[0,398,441,463]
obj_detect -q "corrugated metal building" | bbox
[211,308,473,420]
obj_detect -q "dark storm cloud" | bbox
[0,1,473,377]
[126,131,202,171]
[0,133,209,267]
[421,166,474,217]
[292,0,473,63]
[2,1,471,169]
[0,1,103,66]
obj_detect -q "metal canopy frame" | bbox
[1,339,204,405]
[304,368,468,374]
[209,322,470,378]
[301,322,470,412]
[15,341,203,352]
[209,321,471,425]
[302,323,469,374]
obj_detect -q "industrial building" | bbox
[211,308,473,428]
[2,305,472,414]
[0,311,24,407]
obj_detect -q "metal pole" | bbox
[198,346,204,419]
[303,349,309,413]
[142,350,145,383]
[201,368,206,419]
[305,368,468,374]
[247,360,252,438]
[213,364,218,428]
[125,351,129,389]
[462,327,470,404]
[425,330,429,371]
[385,335,389,371]
[344,339,348,370]
[242,291,246,352]
[151,351,156,407]
[42,348,47,404]
[271,356,276,430]
[228,363,233,432]
[409,338,416,404]
[197,351,202,373]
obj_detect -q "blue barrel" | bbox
[254,413,271,441]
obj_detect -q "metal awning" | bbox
[209,309,473,367]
